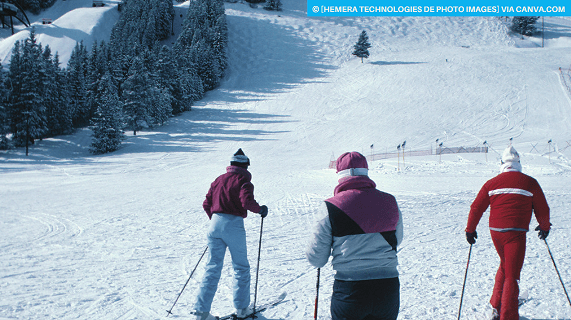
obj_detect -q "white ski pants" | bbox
[194,213,251,312]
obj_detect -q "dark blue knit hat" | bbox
[231,148,250,167]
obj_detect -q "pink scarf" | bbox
[327,176,399,233]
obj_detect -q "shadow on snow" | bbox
[0,107,293,168]
[120,108,293,155]
[541,18,571,41]
[211,14,336,103]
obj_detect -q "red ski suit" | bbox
[466,170,550,320]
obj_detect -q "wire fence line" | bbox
[367,146,489,161]
[329,142,571,169]
[329,146,488,168]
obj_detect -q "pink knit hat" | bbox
[336,152,368,178]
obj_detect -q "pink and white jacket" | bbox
[203,166,262,219]
[306,175,403,281]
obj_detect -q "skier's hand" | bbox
[466,231,477,245]
[258,205,268,218]
[535,225,549,240]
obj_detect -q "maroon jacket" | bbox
[466,171,550,233]
[203,166,262,219]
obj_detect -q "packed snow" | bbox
[1,0,571,319]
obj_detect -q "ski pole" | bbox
[252,216,265,317]
[544,239,571,307]
[166,245,208,317]
[314,268,320,320]
[457,244,473,320]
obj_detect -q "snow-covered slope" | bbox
[0,0,121,66]
[1,1,571,319]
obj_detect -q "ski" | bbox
[216,292,287,320]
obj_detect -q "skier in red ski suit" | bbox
[465,146,550,320]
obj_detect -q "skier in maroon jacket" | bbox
[465,146,550,320]
[191,149,268,320]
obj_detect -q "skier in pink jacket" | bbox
[191,149,268,320]
[307,152,403,320]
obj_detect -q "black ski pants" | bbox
[331,277,399,320]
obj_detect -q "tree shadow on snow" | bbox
[0,107,293,169]
[36,24,90,46]
[119,107,293,155]
[540,19,571,41]
[209,14,336,104]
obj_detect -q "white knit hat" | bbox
[501,146,520,163]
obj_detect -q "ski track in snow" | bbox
[2,1,571,319]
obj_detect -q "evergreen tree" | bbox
[107,47,132,98]
[152,0,175,40]
[85,41,108,128]
[110,0,173,53]
[122,57,150,135]
[6,40,23,144]
[211,14,228,80]
[174,0,227,91]
[8,29,48,154]
[21,0,41,14]
[46,51,72,136]
[67,41,89,127]
[155,45,188,114]
[190,37,220,91]
[140,48,172,125]
[0,67,10,149]
[264,0,282,11]
[510,17,540,37]
[122,55,169,135]
[90,72,125,154]
[41,45,65,137]
[352,30,371,63]
[178,63,204,109]
[18,0,57,14]
[20,30,48,146]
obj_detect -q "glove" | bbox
[258,205,268,218]
[535,225,549,240]
[466,231,477,245]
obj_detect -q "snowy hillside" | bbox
[1,1,571,319]
[0,0,122,66]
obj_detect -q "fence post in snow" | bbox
[484,141,488,162]
[370,144,374,161]
[397,144,401,171]
[402,141,406,169]
[548,140,552,163]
